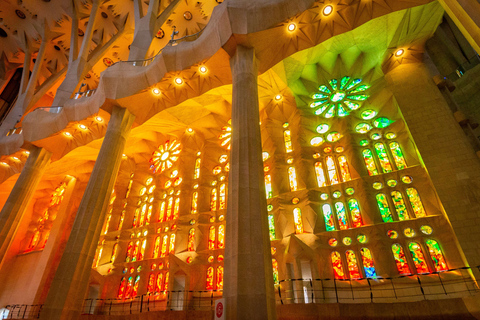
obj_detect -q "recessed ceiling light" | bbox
[78,124,87,130]
[395,48,405,57]
[323,5,333,16]
[175,77,184,85]
[187,128,194,133]
[64,132,72,137]
[274,94,282,101]
[199,66,207,74]
[152,88,161,96]
[95,116,103,122]
[287,23,296,32]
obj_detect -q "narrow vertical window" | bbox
[188,228,195,252]
[126,241,133,262]
[391,244,411,275]
[406,188,426,218]
[194,158,201,179]
[94,245,103,267]
[326,156,339,185]
[360,248,377,278]
[132,241,139,262]
[110,243,118,264]
[206,267,214,290]
[362,149,379,176]
[288,167,298,191]
[337,155,351,182]
[132,208,139,227]
[147,274,155,294]
[166,197,174,221]
[164,272,169,292]
[146,205,153,225]
[211,188,217,211]
[314,162,327,187]
[265,175,273,198]
[138,239,146,261]
[132,275,140,297]
[118,211,125,230]
[153,237,161,258]
[293,208,304,234]
[284,129,293,153]
[158,201,166,222]
[29,231,40,249]
[331,251,345,279]
[173,198,180,220]
[334,202,348,230]
[322,203,336,231]
[191,192,198,214]
[125,277,133,298]
[103,214,111,234]
[347,199,363,227]
[217,225,225,249]
[169,234,176,254]
[268,215,276,240]
[118,277,126,298]
[216,266,224,289]
[425,240,448,272]
[376,193,393,222]
[346,250,361,279]
[160,235,168,258]
[390,191,409,221]
[374,143,393,173]
[408,242,429,274]
[389,142,407,170]
[139,204,146,227]
[156,273,164,293]
[208,226,216,250]
[219,184,226,210]
[272,259,279,284]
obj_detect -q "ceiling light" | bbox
[152,87,161,96]
[95,116,103,122]
[78,124,87,130]
[323,5,333,16]
[0,162,8,166]
[287,23,296,32]
[199,66,207,74]
[187,128,194,133]
[24,151,30,155]
[274,94,282,101]
[11,157,19,161]
[174,77,184,85]
[395,48,404,57]
[64,132,72,137]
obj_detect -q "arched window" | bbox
[322,203,335,231]
[146,205,153,225]
[346,250,361,279]
[389,142,407,170]
[173,198,180,220]
[219,184,226,210]
[406,188,426,218]
[408,242,429,274]
[139,204,146,227]
[118,277,126,298]
[325,156,339,185]
[265,175,273,199]
[272,259,279,284]
[132,275,140,297]
[158,201,166,222]
[376,194,393,222]
[217,225,225,249]
[216,266,224,289]
[125,276,134,298]
[288,167,298,191]
[362,149,378,176]
[103,214,111,234]
[360,248,377,278]
[118,211,125,230]
[390,191,409,221]
[206,266,214,290]
[331,251,345,279]
[268,215,276,240]
[188,228,195,252]
[132,208,140,227]
[337,155,351,182]
[284,129,293,153]
[210,188,217,211]
[169,234,176,254]
[138,239,146,261]
[94,244,103,267]
[208,226,216,250]
[374,143,393,173]
[132,241,140,262]
[160,235,168,257]
[191,192,198,214]
[194,158,201,179]
[166,197,174,221]
[314,162,327,187]
[126,241,133,262]
[347,199,363,227]
[29,230,40,250]
[153,237,161,258]
[156,273,164,293]
[425,240,448,272]
[293,208,304,234]
[110,243,118,264]
[147,274,155,294]
[391,244,411,275]
[164,272,170,292]
[334,202,348,230]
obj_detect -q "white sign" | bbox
[215,298,225,320]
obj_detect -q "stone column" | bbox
[0,146,51,267]
[385,61,480,278]
[224,45,276,320]
[40,106,135,320]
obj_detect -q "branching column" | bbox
[40,106,135,320]
[0,147,51,266]
[224,45,276,320]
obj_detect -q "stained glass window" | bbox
[132,241,139,262]
[376,193,393,222]
[166,197,174,221]
[335,202,348,230]
[125,276,133,298]
[362,149,379,176]
[188,228,195,252]
[169,234,175,254]
[347,199,363,227]
[314,162,326,187]
[331,251,345,279]
[110,243,118,264]
[389,142,407,170]
[139,239,146,261]
[103,214,111,234]
[406,188,426,218]
[265,175,273,198]
[132,208,139,228]
[408,242,429,274]
[268,215,276,240]
[284,130,293,153]
[346,250,361,279]
[219,184,226,210]
[173,198,180,220]
[374,143,393,173]
[425,239,448,271]
[132,275,140,297]
[164,272,169,292]
[272,259,279,284]
[160,235,168,257]
[194,158,201,179]
[206,266,214,290]
[326,156,339,185]
[216,266,224,289]
[360,248,377,278]
[146,205,153,225]
[158,201,166,222]
[118,211,125,230]
[29,231,40,250]
[218,225,225,249]
[288,167,298,191]
[208,226,216,250]
[390,191,409,221]
[337,155,351,182]
[210,188,217,211]
[153,237,161,258]
[322,203,335,231]
[147,274,155,294]
[156,273,164,293]
[150,140,181,174]
[191,192,198,214]
[126,241,133,262]
[118,277,126,298]
[293,208,304,234]
[392,244,411,275]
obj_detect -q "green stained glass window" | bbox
[357,234,366,243]
[318,85,331,93]
[314,104,329,115]
[344,101,361,110]
[316,124,330,134]
[322,203,335,231]
[348,199,363,227]
[346,78,362,90]
[360,248,377,278]
[268,215,276,240]
[389,142,407,170]
[343,237,352,245]
[387,179,397,187]
[310,100,327,108]
[329,79,338,91]
[361,110,377,120]
[331,92,346,102]
[425,239,448,271]
[310,137,324,146]
[355,123,372,133]
[267,204,273,211]
[371,133,382,140]
[391,191,409,221]
[408,242,429,274]
[332,191,342,198]
[404,228,415,237]
[337,104,349,117]
[359,139,369,146]
[401,176,413,184]
[392,244,411,274]
[420,225,432,235]
[374,143,393,173]
[346,94,368,101]
[385,132,396,139]
[312,93,329,99]
[373,117,394,128]
[406,188,426,218]
[345,187,355,195]
[320,193,329,200]
[387,230,398,239]
[324,105,336,118]
[362,149,379,176]
[335,202,348,230]
[373,182,383,190]
[376,193,393,222]
[326,132,342,142]
[340,76,350,89]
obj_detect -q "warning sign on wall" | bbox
[215,298,225,320]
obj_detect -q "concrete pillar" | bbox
[224,45,276,320]
[0,146,51,267]
[40,106,135,320]
[385,61,480,278]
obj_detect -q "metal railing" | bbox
[35,106,63,114]
[5,127,22,136]
[74,90,96,100]
[1,305,42,319]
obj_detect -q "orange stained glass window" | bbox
[346,250,361,279]
[265,175,273,199]
[337,155,351,182]
[118,211,125,230]
[374,143,393,173]
[284,130,293,153]
[158,201,166,222]
[41,231,50,248]
[408,242,429,274]
[132,275,140,297]
[94,245,103,267]
[139,203,147,227]
[208,226,216,250]
[389,141,407,170]
[314,162,326,187]
[206,266,214,290]
[153,237,161,258]
[188,228,195,251]
[147,274,155,294]
[132,241,139,262]
[173,198,180,220]
[164,272,169,292]
[326,156,339,185]
[194,158,201,179]
[406,188,426,218]
[126,241,133,262]
[118,277,126,298]
[132,208,140,227]
[146,205,153,225]
[103,214,111,235]
[156,272,164,293]
[347,199,363,228]
[288,166,298,191]
[166,197,174,221]
[362,149,379,176]
[125,277,133,298]
[293,208,304,234]
[191,192,198,214]
[160,235,168,257]
[110,243,118,264]
[169,234,176,254]
[219,184,226,210]
[218,225,225,249]
[272,259,279,284]
[392,243,411,275]
[331,251,345,279]
[29,230,40,249]
[138,239,146,261]
[425,239,448,272]
[211,188,218,211]
[216,266,224,289]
